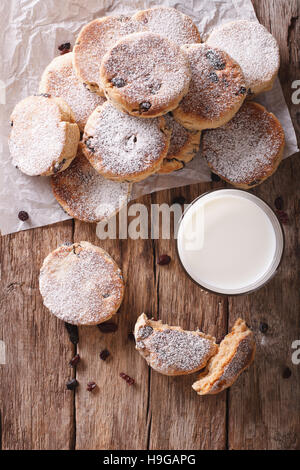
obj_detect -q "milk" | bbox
[177,190,283,295]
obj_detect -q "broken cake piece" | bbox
[134,313,218,376]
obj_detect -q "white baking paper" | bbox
[0,0,298,235]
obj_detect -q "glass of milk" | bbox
[177,189,284,295]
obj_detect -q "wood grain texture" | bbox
[73,197,157,450]
[228,157,300,450]
[148,184,228,450]
[0,0,299,451]
[0,221,75,449]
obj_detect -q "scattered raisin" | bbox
[139,102,151,112]
[158,254,171,266]
[275,196,284,210]
[65,323,79,345]
[259,322,268,334]
[120,373,135,385]
[100,349,110,361]
[66,379,79,390]
[35,93,51,98]
[282,367,292,379]
[97,322,118,333]
[138,326,153,340]
[172,196,186,205]
[85,138,95,153]
[87,381,97,392]
[211,172,221,182]
[10,121,13,127]
[69,354,80,368]
[111,77,126,88]
[276,210,289,225]
[235,86,247,95]
[58,42,71,52]
[205,50,226,70]
[18,211,29,222]
[209,72,219,83]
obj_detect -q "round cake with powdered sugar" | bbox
[39,241,125,326]
[100,32,191,118]
[9,95,80,176]
[133,6,201,45]
[82,101,171,182]
[39,53,105,132]
[192,319,256,395]
[202,101,285,188]
[158,113,201,174]
[134,314,218,376]
[206,20,280,96]
[172,44,246,131]
[73,16,145,95]
[51,147,131,223]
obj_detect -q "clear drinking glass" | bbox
[176,189,285,296]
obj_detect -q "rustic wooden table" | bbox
[0,0,299,451]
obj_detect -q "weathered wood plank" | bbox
[74,196,157,450]
[228,156,300,450]
[0,221,75,450]
[228,0,300,450]
[148,182,228,450]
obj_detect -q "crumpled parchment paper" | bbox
[0,0,298,235]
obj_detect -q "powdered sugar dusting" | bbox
[137,326,216,374]
[100,32,191,114]
[202,102,284,184]
[40,53,105,131]
[207,20,280,91]
[9,96,66,176]
[176,44,246,122]
[74,16,145,88]
[83,102,168,179]
[134,6,201,45]
[51,149,131,222]
[39,242,124,325]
